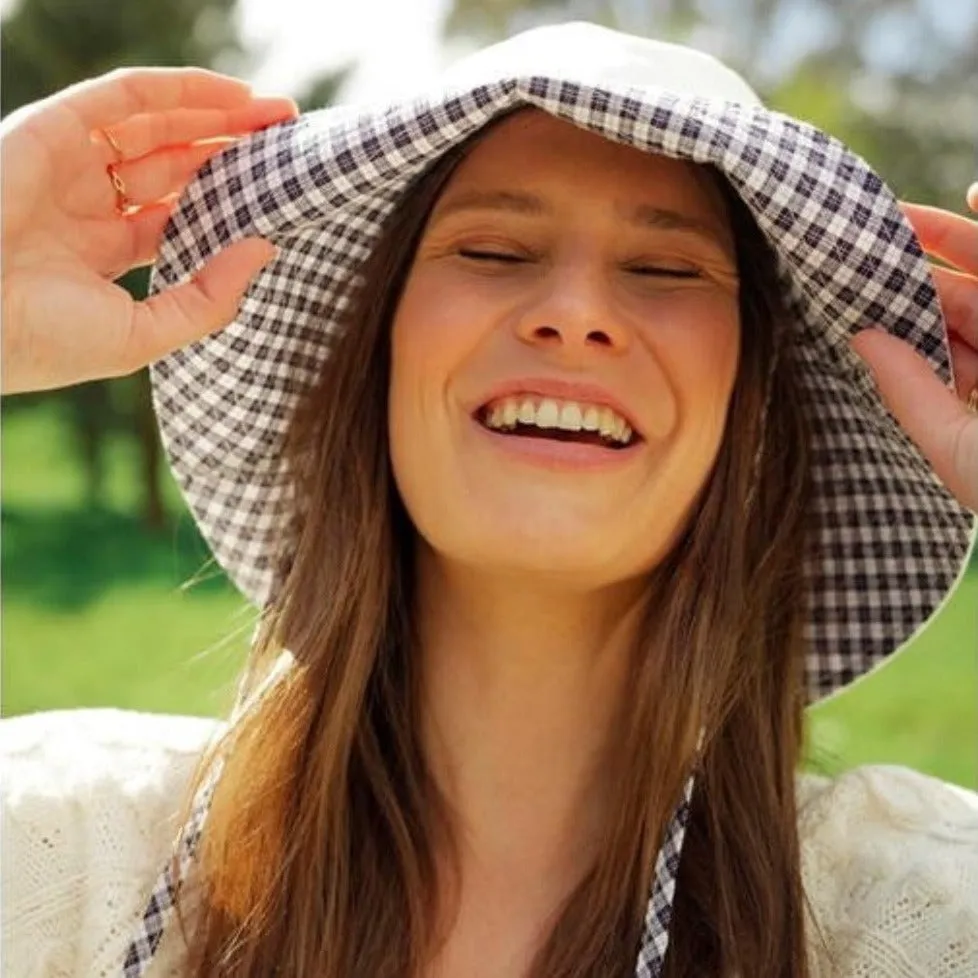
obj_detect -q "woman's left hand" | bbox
[850,186,978,513]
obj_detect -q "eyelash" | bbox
[458,249,702,279]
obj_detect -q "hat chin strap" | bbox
[635,766,698,978]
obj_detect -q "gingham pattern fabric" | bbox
[634,772,696,977]
[126,23,976,978]
[122,777,214,976]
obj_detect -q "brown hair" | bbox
[173,112,815,978]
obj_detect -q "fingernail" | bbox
[849,325,885,346]
[251,95,299,111]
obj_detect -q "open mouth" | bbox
[474,397,640,451]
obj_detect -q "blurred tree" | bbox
[295,68,352,112]
[442,0,978,210]
[1,0,348,528]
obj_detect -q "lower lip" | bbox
[470,417,644,472]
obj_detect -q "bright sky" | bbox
[228,0,978,104]
[1,0,972,104]
[235,0,458,102]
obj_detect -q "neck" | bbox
[415,543,648,897]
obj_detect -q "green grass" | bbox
[1,401,255,716]
[3,584,251,717]
[2,402,976,787]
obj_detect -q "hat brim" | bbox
[149,74,976,704]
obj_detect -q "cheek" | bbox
[691,312,740,406]
[390,274,459,428]
[388,269,486,523]
[644,293,740,423]
[389,267,487,396]
[619,300,739,572]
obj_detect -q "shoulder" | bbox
[797,764,978,978]
[1,708,222,977]
[2,707,220,832]
[1,704,219,766]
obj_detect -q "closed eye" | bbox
[459,251,702,279]
[628,266,702,279]
[459,249,525,263]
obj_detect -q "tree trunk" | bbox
[69,384,109,509]
[134,370,166,532]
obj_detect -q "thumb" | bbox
[851,327,978,512]
[128,237,278,367]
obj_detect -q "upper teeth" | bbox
[482,397,633,445]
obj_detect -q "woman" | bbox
[2,21,977,978]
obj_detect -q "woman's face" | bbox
[389,109,740,587]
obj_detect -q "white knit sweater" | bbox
[2,709,977,977]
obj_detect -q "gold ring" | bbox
[106,164,135,214]
[101,127,125,161]
[98,127,134,215]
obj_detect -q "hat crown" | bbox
[440,20,762,105]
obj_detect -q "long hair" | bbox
[174,112,815,978]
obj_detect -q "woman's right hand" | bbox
[1,67,298,395]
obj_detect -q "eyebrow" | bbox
[431,189,728,247]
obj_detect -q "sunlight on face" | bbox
[388,109,741,588]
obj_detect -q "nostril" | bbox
[531,326,615,345]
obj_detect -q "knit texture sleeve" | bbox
[1,709,219,978]
[798,764,978,977]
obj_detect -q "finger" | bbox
[900,202,978,275]
[58,67,255,134]
[968,183,978,213]
[850,328,978,512]
[931,264,978,351]
[5,68,260,180]
[126,237,278,369]
[99,139,239,211]
[67,139,234,220]
[97,97,299,161]
[94,195,183,280]
[950,335,978,404]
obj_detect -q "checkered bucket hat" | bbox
[125,21,977,978]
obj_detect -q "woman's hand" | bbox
[1,67,298,394]
[851,186,978,512]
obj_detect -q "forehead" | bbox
[434,107,730,232]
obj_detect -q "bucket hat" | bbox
[122,21,977,977]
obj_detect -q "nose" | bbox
[513,263,630,356]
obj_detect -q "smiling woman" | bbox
[2,20,977,978]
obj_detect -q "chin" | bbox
[430,510,661,586]
[402,472,696,586]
